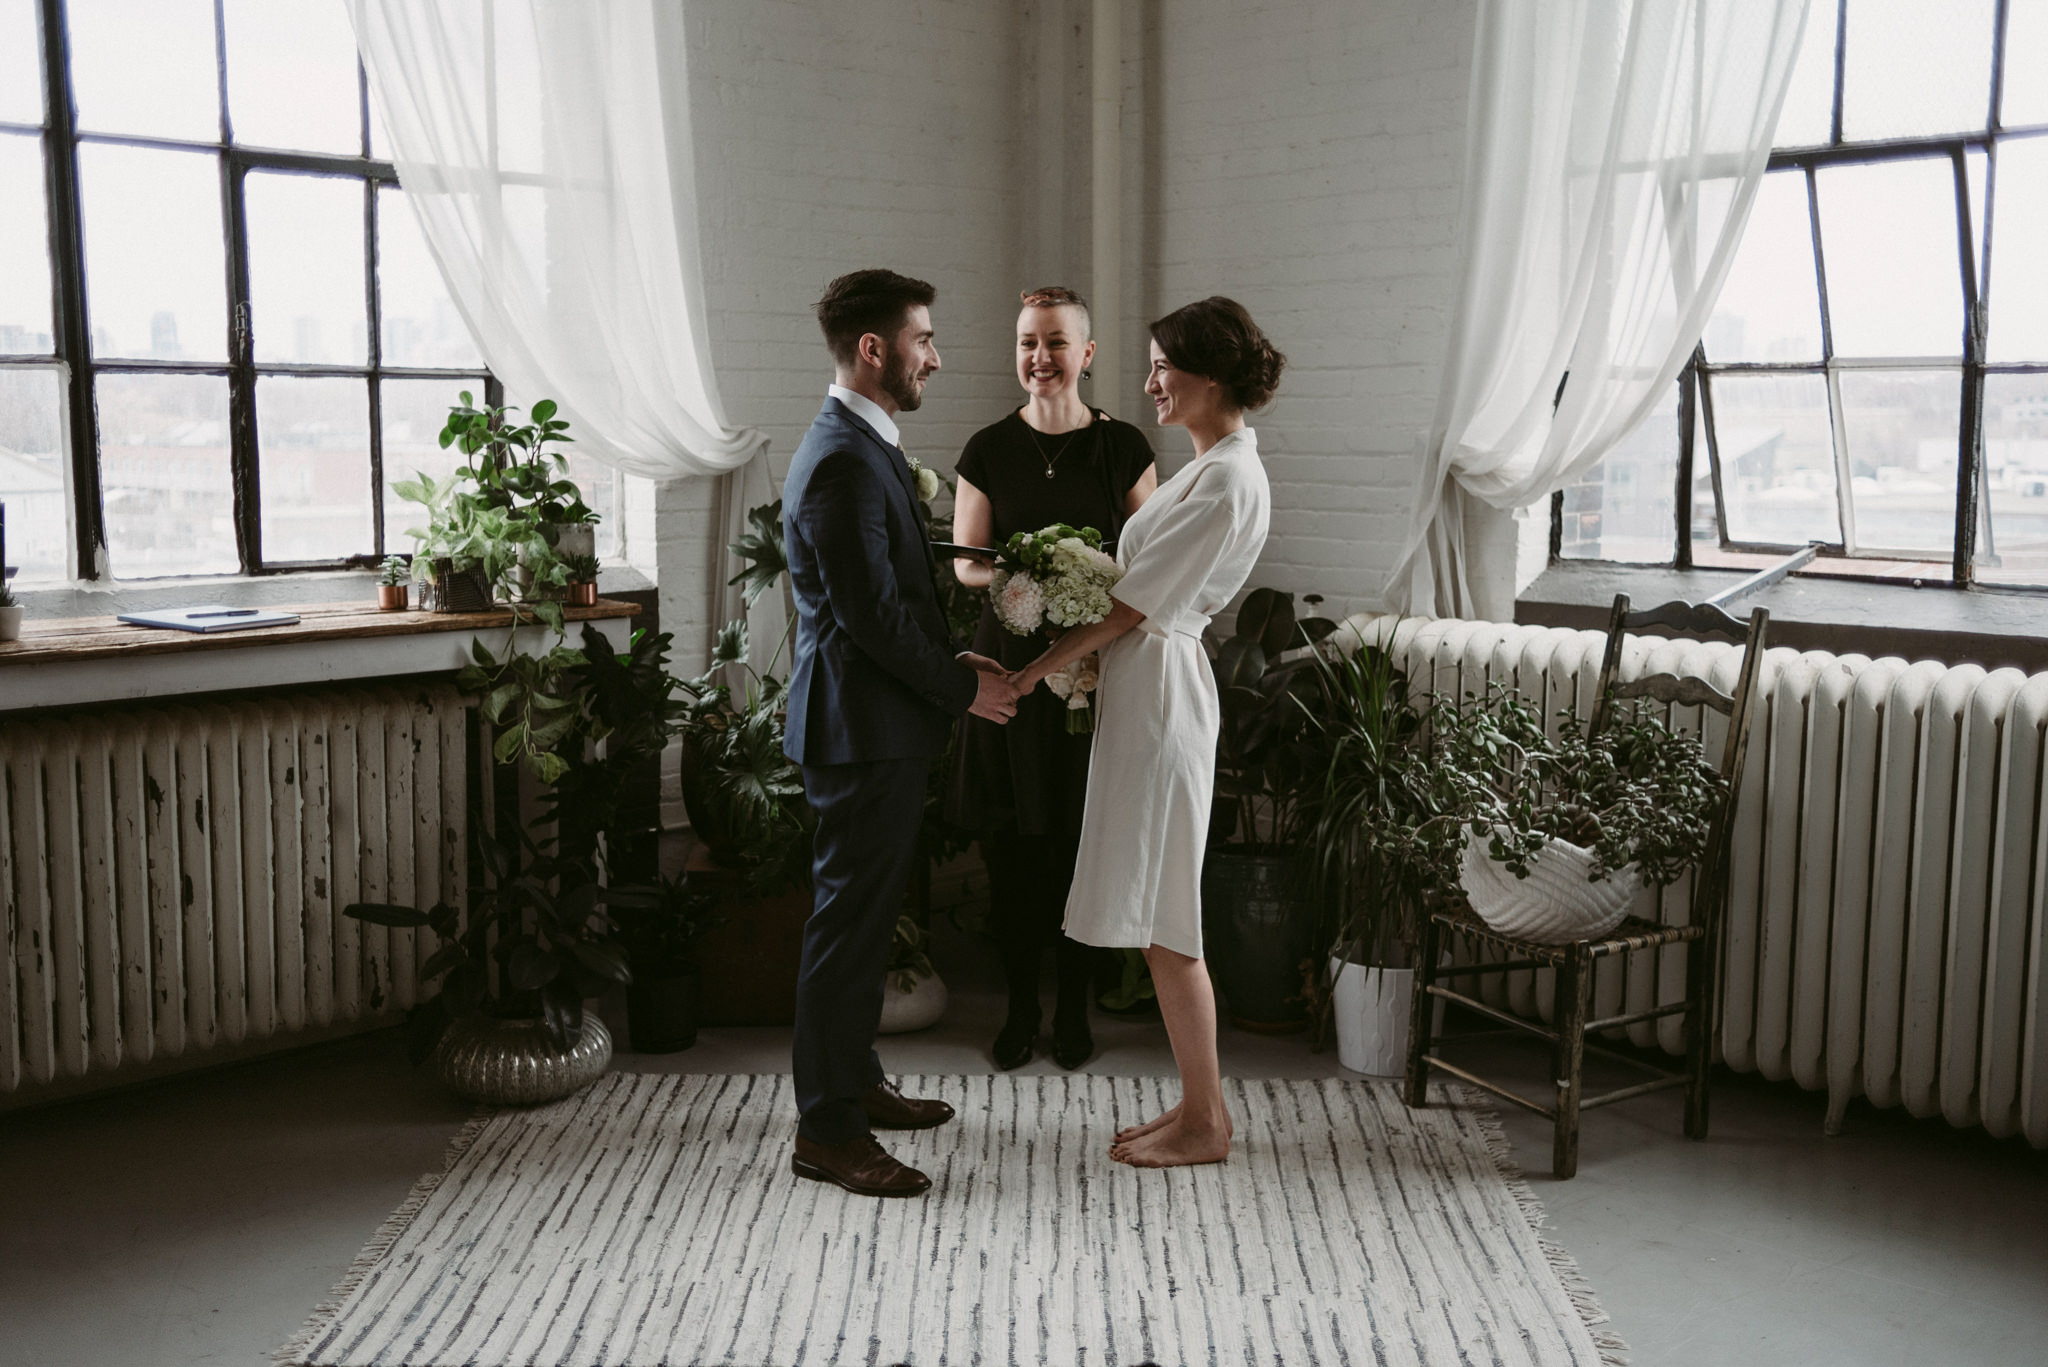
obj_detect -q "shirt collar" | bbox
[827,384,901,450]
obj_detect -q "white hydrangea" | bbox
[1049,537,1120,583]
[1043,578,1115,628]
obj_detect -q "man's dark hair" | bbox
[814,269,937,366]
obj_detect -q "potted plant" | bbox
[1430,681,1726,944]
[344,831,632,1106]
[676,500,815,1025]
[375,554,410,611]
[1199,587,1340,1031]
[0,578,20,643]
[1298,634,1455,1074]
[395,469,519,612]
[878,913,948,1033]
[437,394,599,575]
[393,393,592,616]
[611,873,719,1053]
[562,551,600,607]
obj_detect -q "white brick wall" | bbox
[657,0,1482,657]
[657,0,1035,666]
[1133,0,1475,619]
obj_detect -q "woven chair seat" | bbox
[1428,903,1706,963]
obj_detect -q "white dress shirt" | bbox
[827,383,901,451]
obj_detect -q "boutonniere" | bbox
[905,456,942,504]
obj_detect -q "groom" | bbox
[781,269,1018,1197]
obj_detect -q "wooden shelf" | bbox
[0,599,640,713]
[0,598,638,670]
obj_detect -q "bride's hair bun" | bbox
[1148,297,1286,411]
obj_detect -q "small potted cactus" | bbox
[562,551,600,607]
[376,554,410,611]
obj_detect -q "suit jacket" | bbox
[782,397,978,766]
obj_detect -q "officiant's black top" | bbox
[945,408,1155,837]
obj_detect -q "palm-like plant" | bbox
[1297,639,1452,971]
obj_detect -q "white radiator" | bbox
[0,685,468,1097]
[1346,614,2048,1149]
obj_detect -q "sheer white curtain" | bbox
[1388,0,1809,618]
[348,0,777,651]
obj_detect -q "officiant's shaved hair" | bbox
[815,269,937,366]
[1020,285,1091,338]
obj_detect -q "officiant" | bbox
[945,286,1157,1072]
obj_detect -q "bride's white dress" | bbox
[1063,427,1271,958]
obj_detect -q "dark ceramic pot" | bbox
[1201,848,1315,1032]
[627,971,700,1053]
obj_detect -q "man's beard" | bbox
[881,346,926,411]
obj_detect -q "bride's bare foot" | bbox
[1109,1113,1231,1168]
[1114,1103,1180,1144]
[1113,1103,1234,1146]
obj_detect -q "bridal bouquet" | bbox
[987,523,1122,732]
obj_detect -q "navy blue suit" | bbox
[783,397,976,1142]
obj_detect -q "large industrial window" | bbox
[1554,0,2048,591]
[0,0,613,584]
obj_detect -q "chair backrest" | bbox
[1586,593,1768,975]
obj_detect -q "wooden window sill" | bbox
[0,600,639,713]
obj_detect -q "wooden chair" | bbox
[1402,593,1769,1178]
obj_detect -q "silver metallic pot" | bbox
[434,1012,612,1106]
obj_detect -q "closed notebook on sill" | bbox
[116,605,302,634]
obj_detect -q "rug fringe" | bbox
[271,1108,496,1367]
[1456,1085,1631,1367]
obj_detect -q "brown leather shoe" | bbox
[792,1134,931,1197]
[862,1078,956,1130]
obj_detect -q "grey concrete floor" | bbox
[3,911,2045,1367]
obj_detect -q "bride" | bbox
[1009,296,1283,1168]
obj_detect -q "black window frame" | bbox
[0,0,496,582]
[1551,0,2048,593]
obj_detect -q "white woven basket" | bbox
[1458,831,1638,944]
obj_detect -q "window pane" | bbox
[257,375,370,563]
[1987,137,2048,360]
[1841,0,1995,141]
[0,132,52,354]
[0,367,67,581]
[1775,0,1838,146]
[1816,158,1964,357]
[1706,171,1822,362]
[98,373,235,577]
[68,0,218,142]
[0,0,43,125]
[2002,0,2048,127]
[1706,371,1843,546]
[380,377,472,553]
[246,171,365,365]
[1837,369,1961,555]
[378,187,483,368]
[79,144,227,361]
[1980,374,2048,585]
[223,0,361,155]
[1559,383,1678,563]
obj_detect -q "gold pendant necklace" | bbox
[1023,412,1088,479]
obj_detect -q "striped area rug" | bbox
[278,1073,1624,1367]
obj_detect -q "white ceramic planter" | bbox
[0,605,21,642]
[878,969,948,1034]
[1331,958,1420,1078]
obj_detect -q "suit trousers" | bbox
[793,754,930,1143]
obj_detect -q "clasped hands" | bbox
[960,653,1044,724]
